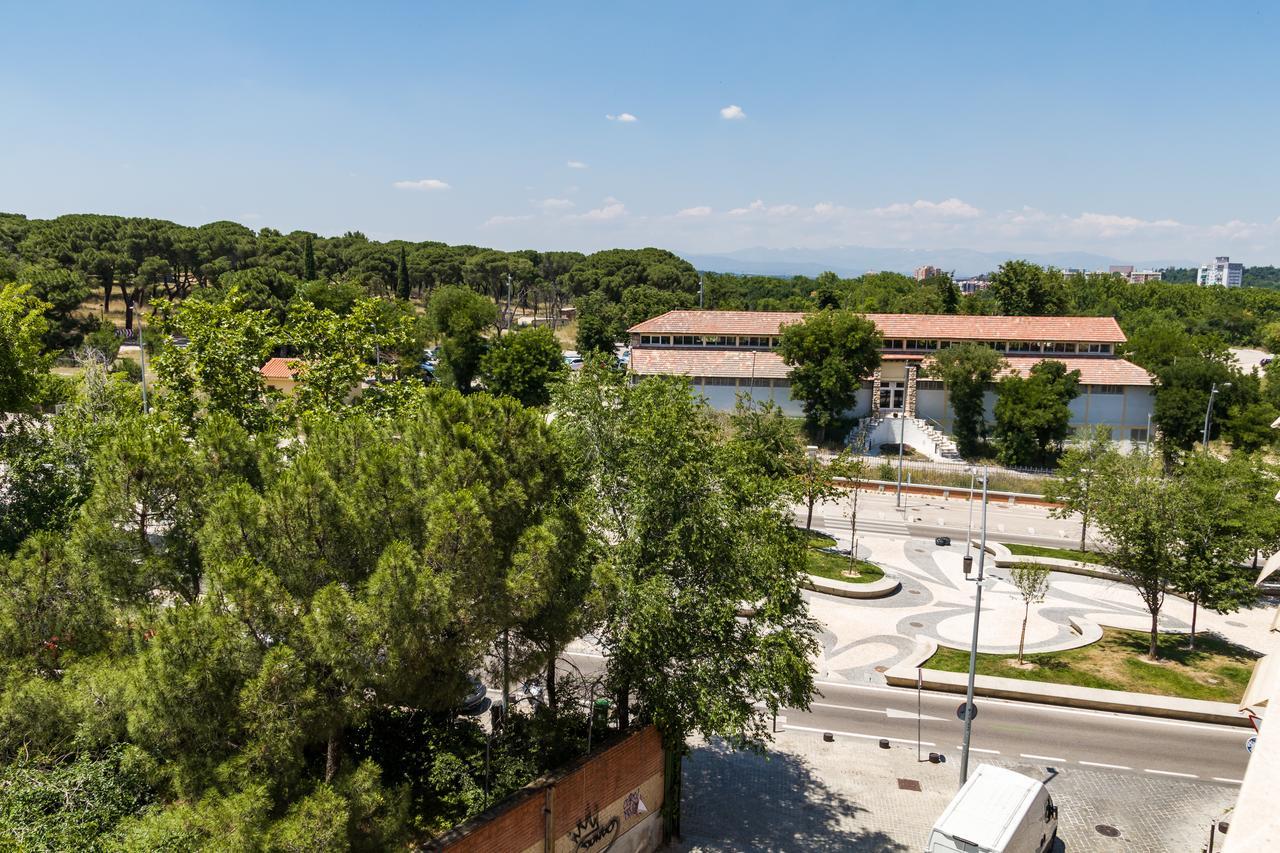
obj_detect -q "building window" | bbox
[702,376,737,386]
[1091,385,1122,395]
[1084,343,1112,354]
[916,380,944,391]
[1048,342,1078,353]
[1130,428,1148,443]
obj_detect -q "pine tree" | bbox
[396,247,411,301]
[303,234,316,281]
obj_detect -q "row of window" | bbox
[636,334,1113,355]
[915,380,1124,395]
[637,334,781,347]
[882,339,1113,354]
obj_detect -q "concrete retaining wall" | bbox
[802,573,900,599]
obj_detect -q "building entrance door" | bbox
[879,381,905,412]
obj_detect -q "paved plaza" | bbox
[800,493,1280,685]
[674,729,1236,853]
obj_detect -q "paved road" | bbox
[787,678,1252,787]
[563,652,1254,788]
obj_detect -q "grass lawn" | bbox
[800,528,837,548]
[1003,542,1107,565]
[806,549,885,583]
[924,627,1258,702]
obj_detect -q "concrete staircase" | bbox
[848,415,963,463]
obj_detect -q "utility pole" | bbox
[963,466,976,576]
[699,275,704,308]
[959,468,990,786]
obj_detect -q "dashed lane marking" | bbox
[1078,761,1131,770]
[1145,769,1198,778]
[785,723,936,747]
[1021,753,1067,762]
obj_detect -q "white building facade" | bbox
[627,310,1155,456]
[1197,256,1244,287]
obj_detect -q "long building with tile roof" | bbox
[626,310,1154,454]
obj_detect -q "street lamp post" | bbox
[895,417,906,508]
[1202,382,1230,450]
[959,468,990,787]
[963,466,976,576]
[805,445,819,530]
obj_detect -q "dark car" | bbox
[935,536,952,547]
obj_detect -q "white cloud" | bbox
[483,214,533,227]
[567,160,589,169]
[606,112,638,122]
[676,206,713,218]
[392,178,451,191]
[575,199,628,221]
[727,199,800,217]
[720,104,746,120]
[539,197,575,210]
[873,198,980,218]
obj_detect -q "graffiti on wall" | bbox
[571,807,619,852]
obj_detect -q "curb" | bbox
[803,573,901,599]
[883,659,1250,728]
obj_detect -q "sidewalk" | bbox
[674,729,1234,852]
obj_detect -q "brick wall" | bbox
[429,726,666,853]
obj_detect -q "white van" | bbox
[925,765,1058,853]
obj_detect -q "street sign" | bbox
[1246,736,1257,754]
[956,702,978,722]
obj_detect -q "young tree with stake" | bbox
[1009,564,1051,665]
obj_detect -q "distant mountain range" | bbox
[680,246,1196,279]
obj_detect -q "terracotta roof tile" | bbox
[260,357,302,380]
[629,348,791,379]
[628,310,1127,344]
[629,349,1152,387]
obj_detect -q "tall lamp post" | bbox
[1202,382,1230,451]
[958,467,990,786]
[895,417,906,507]
[962,466,976,576]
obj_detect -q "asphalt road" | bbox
[789,678,1252,787]
[562,651,1254,788]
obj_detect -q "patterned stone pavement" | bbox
[673,729,1236,853]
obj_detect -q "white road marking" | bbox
[1145,769,1198,778]
[1078,761,1131,770]
[1212,777,1244,785]
[885,707,944,721]
[964,747,1001,754]
[811,680,1247,733]
[785,723,936,747]
[809,701,885,715]
[1021,753,1067,763]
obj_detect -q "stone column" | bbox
[870,368,882,418]
[905,364,918,418]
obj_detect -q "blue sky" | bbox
[3,1,1279,262]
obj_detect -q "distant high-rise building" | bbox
[1197,256,1244,287]
[1109,265,1134,277]
[1127,270,1163,284]
[914,264,944,281]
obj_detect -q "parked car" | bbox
[563,351,584,370]
[935,536,952,547]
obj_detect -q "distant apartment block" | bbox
[914,264,944,281]
[1197,256,1244,287]
[1109,265,1163,284]
[956,277,989,295]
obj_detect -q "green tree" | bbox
[777,310,882,442]
[1092,450,1185,659]
[928,343,1004,458]
[0,283,53,414]
[1045,426,1113,551]
[728,395,805,482]
[992,360,1081,467]
[396,246,411,301]
[987,260,1066,315]
[1173,453,1267,648]
[303,234,317,282]
[425,286,498,392]
[149,290,280,432]
[573,291,623,356]
[1008,564,1051,665]
[1223,399,1279,452]
[553,362,818,750]
[478,325,566,407]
